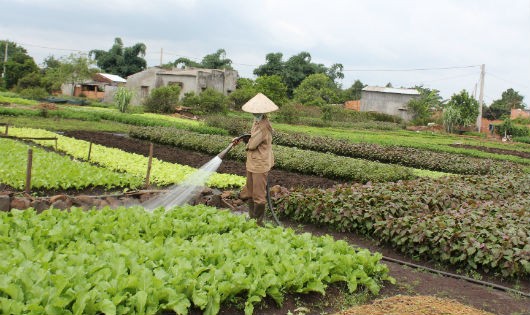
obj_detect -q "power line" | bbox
[148,51,259,67]
[10,41,484,73]
[343,65,481,72]
[487,72,528,89]
[417,72,478,84]
[16,42,85,53]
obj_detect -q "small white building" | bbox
[360,86,420,121]
[126,67,238,106]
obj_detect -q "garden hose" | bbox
[266,175,282,226]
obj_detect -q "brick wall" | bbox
[344,100,360,111]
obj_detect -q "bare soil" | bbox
[450,143,530,159]
[23,131,530,314]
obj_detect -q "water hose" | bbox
[266,175,282,226]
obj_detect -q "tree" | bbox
[228,78,257,109]
[90,37,146,77]
[42,55,61,70]
[342,79,365,101]
[444,90,479,131]
[173,57,201,69]
[293,73,340,106]
[283,52,321,95]
[200,49,233,70]
[174,49,232,70]
[485,88,525,120]
[255,75,288,106]
[15,72,43,90]
[0,40,39,89]
[326,63,344,84]
[253,53,284,77]
[44,53,97,93]
[253,51,342,97]
[406,87,443,125]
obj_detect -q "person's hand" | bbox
[232,137,241,145]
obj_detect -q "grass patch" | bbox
[0,116,130,133]
[0,95,38,106]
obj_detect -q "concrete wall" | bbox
[103,85,119,103]
[126,68,238,106]
[360,91,418,121]
[126,68,160,106]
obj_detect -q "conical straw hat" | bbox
[241,93,279,114]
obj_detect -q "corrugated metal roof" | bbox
[98,73,127,83]
[362,86,420,95]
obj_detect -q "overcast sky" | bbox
[1,0,529,104]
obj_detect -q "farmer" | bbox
[232,93,278,226]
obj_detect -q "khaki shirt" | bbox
[246,118,274,173]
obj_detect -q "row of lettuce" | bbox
[2,127,245,190]
[272,174,530,278]
[0,138,141,190]
[0,205,394,315]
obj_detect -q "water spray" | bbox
[144,133,281,225]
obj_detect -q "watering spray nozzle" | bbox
[234,133,251,144]
[217,134,251,159]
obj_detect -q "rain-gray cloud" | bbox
[1,0,529,103]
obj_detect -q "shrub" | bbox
[204,114,251,136]
[114,87,134,113]
[143,84,181,113]
[367,111,403,123]
[181,89,228,115]
[195,88,228,114]
[18,87,48,100]
[514,136,530,144]
[497,118,530,137]
[274,102,300,124]
[227,87,256,110]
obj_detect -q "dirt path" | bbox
[60,131,530,314]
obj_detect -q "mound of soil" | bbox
[335,295,494,315]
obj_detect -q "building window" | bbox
[167,81,183,88]
[141,86,149,98]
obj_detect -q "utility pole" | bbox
[2,42,7,78]
[160,48,163,67]
[476,64,485,132]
